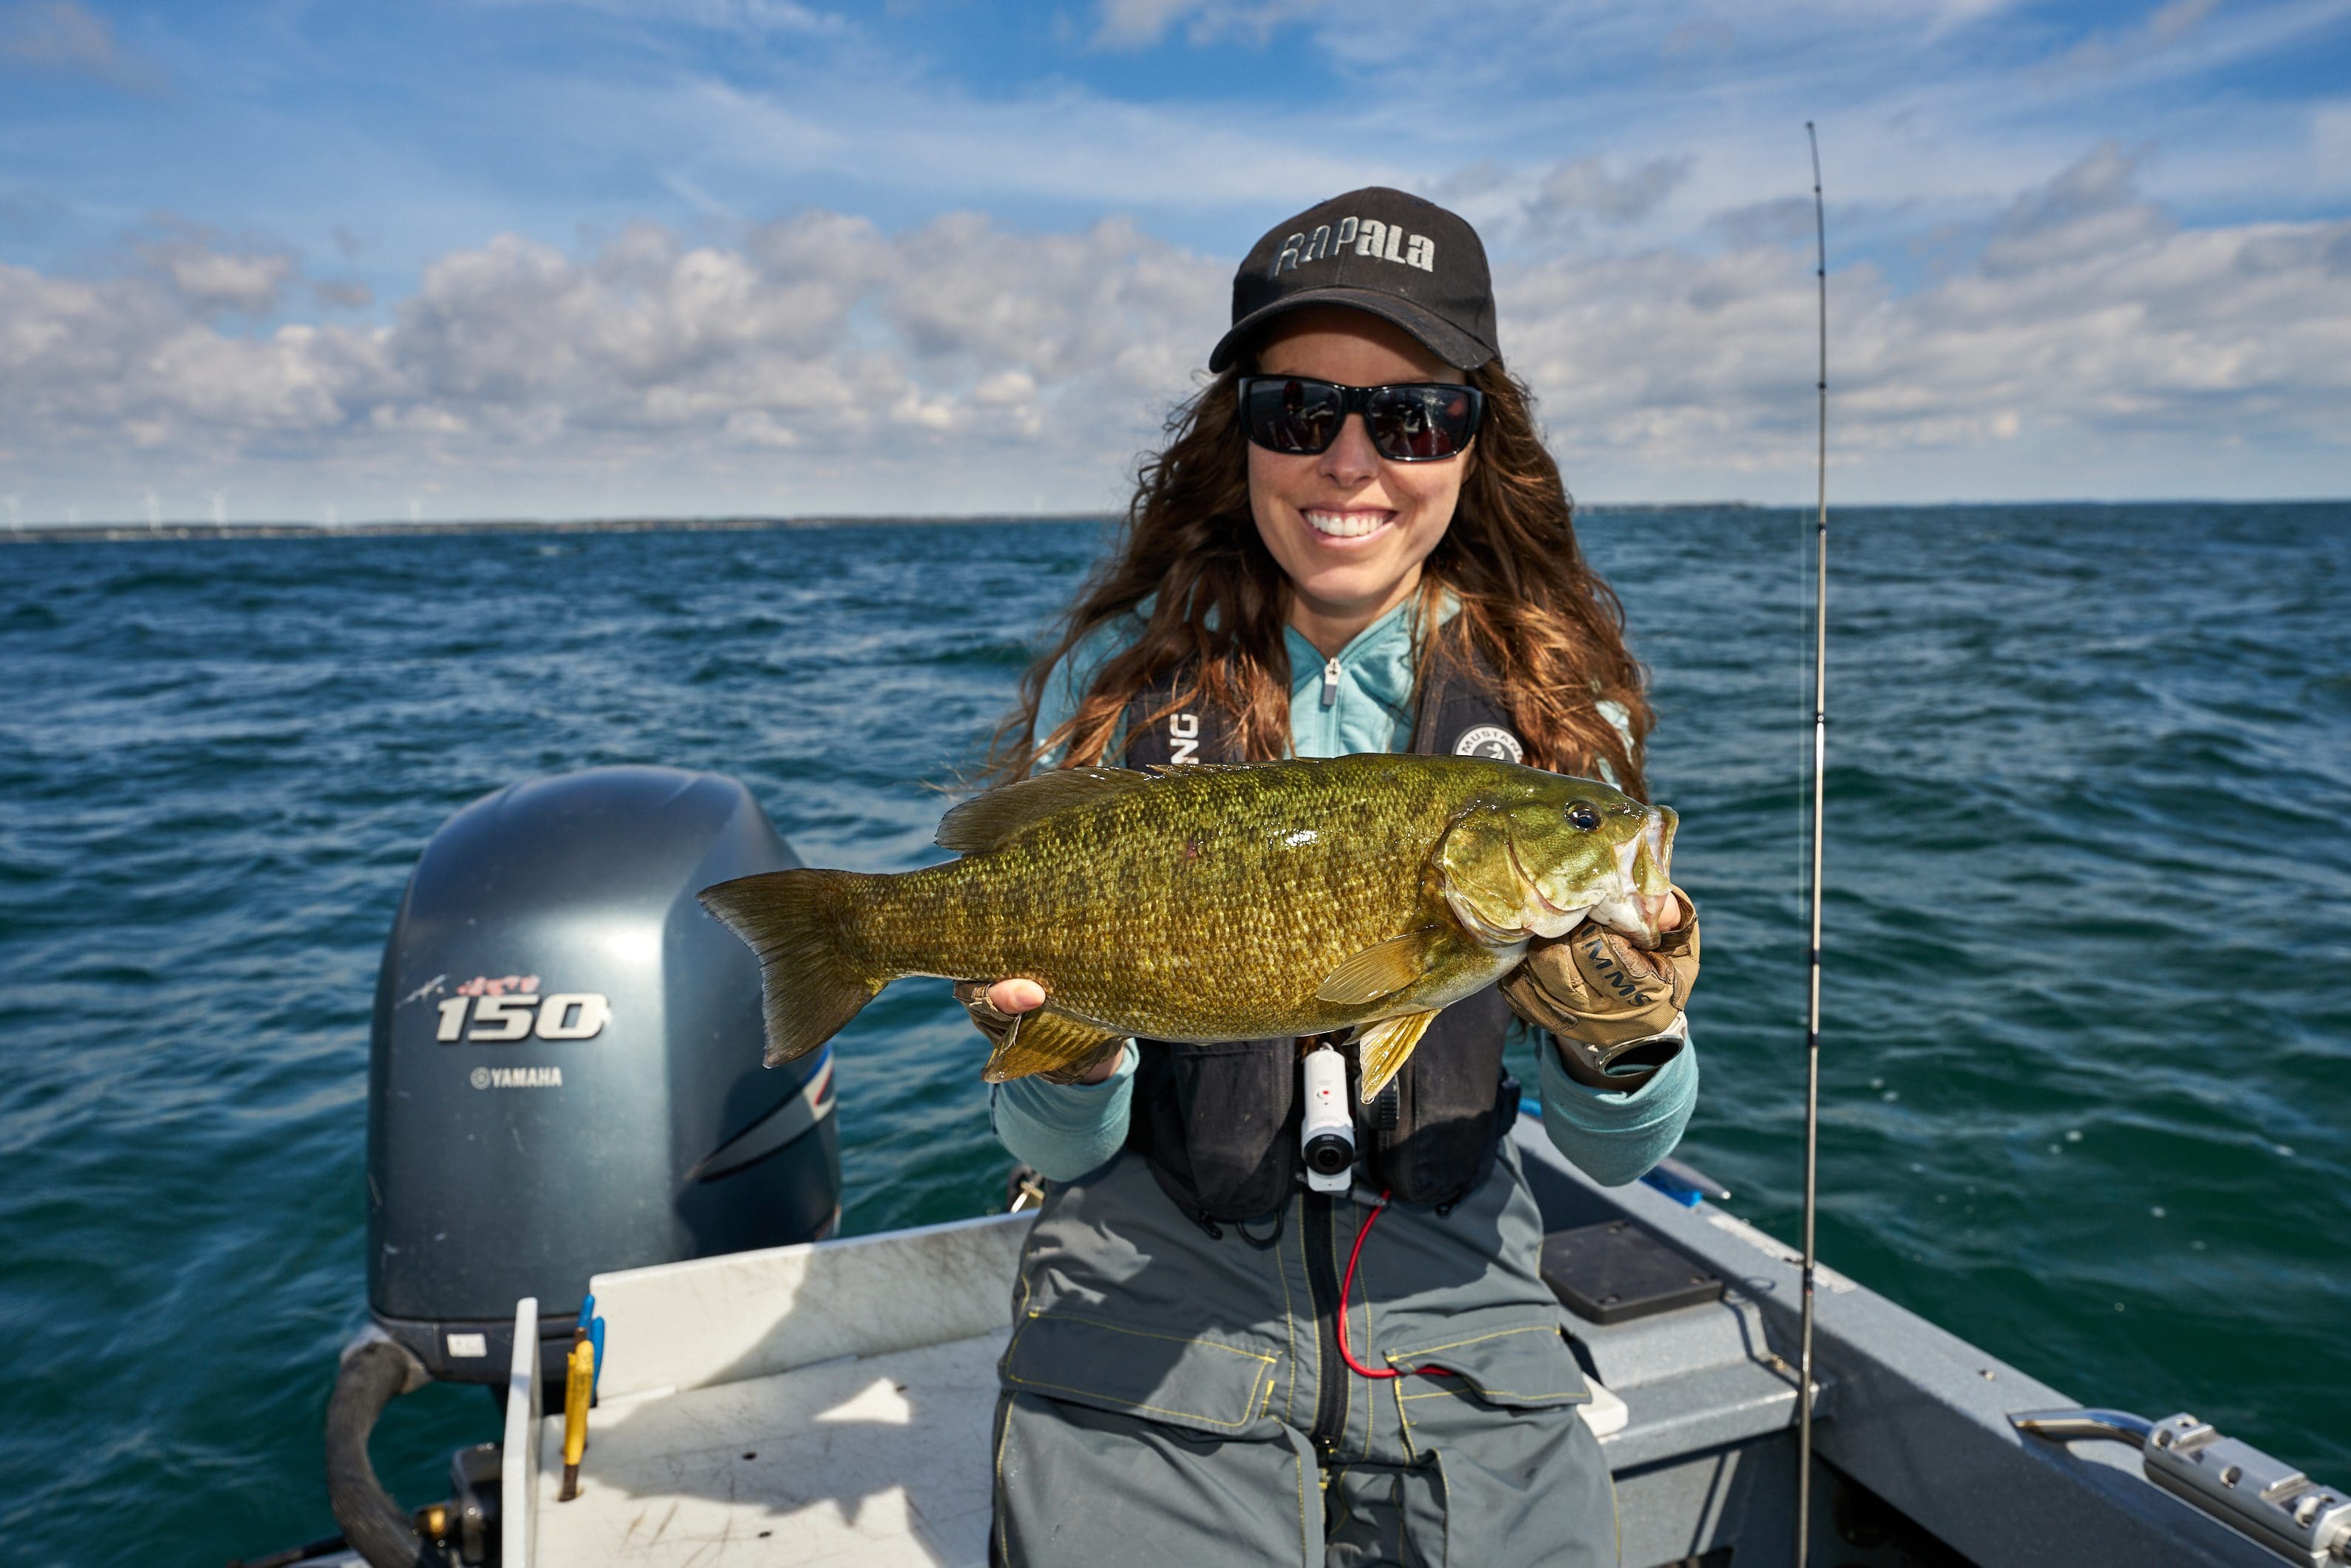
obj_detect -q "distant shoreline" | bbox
[4,507,1749,543]
[0,514,1115,545]
[3,506,1758,543]
[11,497,2347,544]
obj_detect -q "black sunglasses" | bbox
[1236,375,1484,463]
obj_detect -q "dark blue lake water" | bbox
[1,505,2345,1564]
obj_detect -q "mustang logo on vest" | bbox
[1452,724,1524,765]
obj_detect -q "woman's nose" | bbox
[1317,413,1381,484]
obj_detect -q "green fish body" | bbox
[701,754,1674,1100]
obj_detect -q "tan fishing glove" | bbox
[953,981,1129,1085]
[1500,888,1698,1091]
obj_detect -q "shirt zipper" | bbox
[1304,1191,1347,1459]
[1320,655,1341,709]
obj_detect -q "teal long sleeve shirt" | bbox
[989,595,1699,1187]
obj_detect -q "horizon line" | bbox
[6,497,2347,545]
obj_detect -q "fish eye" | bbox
[1567,802,1601,831]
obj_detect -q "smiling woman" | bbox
[989,199,1651,796]
[965,187,1702,1568]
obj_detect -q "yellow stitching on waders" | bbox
[1357,1246,1377,1460]
[1293,1434,1312,1566]
[996,1372,1270,1430]
[1392,1391,1599,1401]
[993,1243,1041,1564]
[1014,1309,1277,1363]
[1327,1208,1353,1455]
[1010,1249,1037,1325]
[992,1393,1015,1563]
[1610,1463,1623,1564]
[1389,1324,1590,1403]
[1001,1312,1276,1427]
[1276,1203,1299,1426]
[1294,1196,1320,1438]
[1390,1323,1558,1360]
[1392,1377,1419,1465]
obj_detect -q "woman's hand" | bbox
[954,978,1127,1085]
[1500,887,1699,1089]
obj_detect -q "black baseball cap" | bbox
[1209,187,1498,374]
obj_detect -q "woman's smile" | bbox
[1300,506,1397,542]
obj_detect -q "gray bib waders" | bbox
[990,644,1621,1565]
[991,1142,1615,1566]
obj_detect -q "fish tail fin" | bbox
[699,868,891,1066]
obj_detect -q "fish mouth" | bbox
[1616,807,1674,890]
[1506,837,1595,940]
[1508,837,1573,918]
[1580,806,1678,943]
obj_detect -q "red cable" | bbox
[1333,1188,1450,1381]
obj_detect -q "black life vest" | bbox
[1120,646,1526,1221]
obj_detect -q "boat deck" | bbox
[536,1328,1006,1566]
[489,1122,2293,1567]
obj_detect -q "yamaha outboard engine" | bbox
[325,766,841,1565]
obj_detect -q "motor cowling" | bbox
[365,766,840,1384]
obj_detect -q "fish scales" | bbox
[698,753,1675,1087]
[857,757,1465,1040]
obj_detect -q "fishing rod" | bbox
[1794,120,1828,1568]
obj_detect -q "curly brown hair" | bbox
[987,357,1653,799]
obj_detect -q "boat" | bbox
[239,766,2347,1568]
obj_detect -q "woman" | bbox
[970,188,1699,1567]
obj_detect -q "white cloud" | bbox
[1090,0,1325,50]
[1505,146,2351,496]
[156,245,297,314]
[1527,156,1694,228]
[474,0,841,35]
[2,145,2346,519]
[0,214,1225,516]
[0,0,165,92]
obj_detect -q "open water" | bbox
[1,505,2346,1564]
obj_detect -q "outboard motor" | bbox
[324,767,841,1566]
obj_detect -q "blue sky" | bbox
[2,0,2347,522]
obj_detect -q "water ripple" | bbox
[0,508,2344,1563]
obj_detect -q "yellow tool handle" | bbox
[558,1337,594,1498]
[563,1339,593,1465]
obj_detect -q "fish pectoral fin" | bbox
[1315,931,1436,1005]
[981,1007,1126,1085]
[1356,1010,1439,1102]
[934,767,1152,853]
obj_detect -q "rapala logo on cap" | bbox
[1273,216,1435,277]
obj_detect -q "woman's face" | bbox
[1247,306,1470,654]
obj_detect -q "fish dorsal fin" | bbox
[981,1007,1126,1084]
[1315,930,1435,1005]
[934,767,1151,853]
[1356,1009,1438,1102]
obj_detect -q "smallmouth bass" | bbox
[700,754,1675,1100]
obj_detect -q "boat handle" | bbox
[2013,1408,2351,1564]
